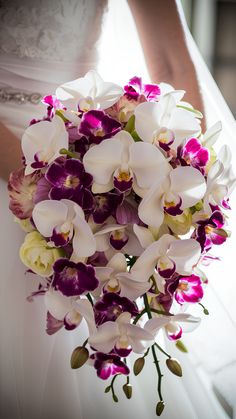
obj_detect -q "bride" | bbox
[0,1,235,418]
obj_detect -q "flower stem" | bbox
[86,293,94,306]
[155,343,171,359]
[143,293,164,403]
[152,345,163,402]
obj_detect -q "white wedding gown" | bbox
[0,1,235,418]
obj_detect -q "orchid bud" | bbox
[156,401,165,416]
[123,383,132,399]
[112,394,119,403]
[70,346,89,369]
[133,357,145,376]
[166,358,182,377]
[175,340,188,353]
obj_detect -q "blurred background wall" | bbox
[181,0,236,117]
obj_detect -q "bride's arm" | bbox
[128,0,205,119]
[0,122,22,181]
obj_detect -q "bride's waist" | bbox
[0,54,94,94]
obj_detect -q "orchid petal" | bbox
[168,239,201,275]
[89,321,119,353]
[83,139,123,186]
[73,298,96,335]
[117,273,151,300]
[107,253,127,273]
[170,166,206,208]
[129,142,170,189]
[126,324,154,353]
[44,289,72,320]
[138,180,165,229]
[32,200,68,237]
[133,224,154,249]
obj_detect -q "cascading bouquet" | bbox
[8,70,236,416]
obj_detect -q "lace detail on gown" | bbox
[0,0,107,63]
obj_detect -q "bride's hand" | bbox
[0,122,22,181]
[128,0,206,131]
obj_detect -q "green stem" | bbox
[155,343,171,359]
[152,345,163,402]
[82,338,88,348]
[198,302,209,315]
[143,293,152,319]
[143,293,164,403]
[133,308,146,325]
[59,148,77,158]
[110,374,119,401]
[86,293,94,306]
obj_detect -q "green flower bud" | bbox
[70,346,89,369]
[175,340,188,353]
[166,358,182,377]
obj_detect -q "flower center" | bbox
[178,282,189,291]
[106,277,120,293]
[64,175,80,189]
[65,267,78,278]
[117,171,131,182]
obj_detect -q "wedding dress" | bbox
[0,1,234,418]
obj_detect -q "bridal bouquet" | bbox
[8,70,235,416]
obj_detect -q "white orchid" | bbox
[95,222,143,257]
[32,199,96,262]
[134,91,201,150]
[138,166,206,229]
[89,312,154,354]
[145,312,201,341]
[56,70,123,123]
[94,253,150,301]
[83,130,170,196]
[204,145,236,213]
[45,288,96,334]
[22,115,68,175]
[131,234,201,293]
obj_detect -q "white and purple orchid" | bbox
[32,199,96,261]
[131,234,201,293]
[56,70,123,123]
[145,312,201,341]
[94,253,150,301]
[89,312,154,355]
[83,130,170,195]
[22,115,68,175]
[134,91,201,151]
[138,166,206,229]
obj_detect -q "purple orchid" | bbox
[42,94,65,119]
[93,192,123,224]
[8,168,41,219]
[178,138,209,173]
[175,274,204,305]
[92,352,129,380]
[124,76,161,101]
[79,110,121,144]
[94,293,138,325]
[195,211,228,252]
[46,158,94,211]
[52,259,99,296]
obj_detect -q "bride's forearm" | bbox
[0,122,22,181]
[128,0,205,126]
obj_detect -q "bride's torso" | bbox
[0,0,107,135]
